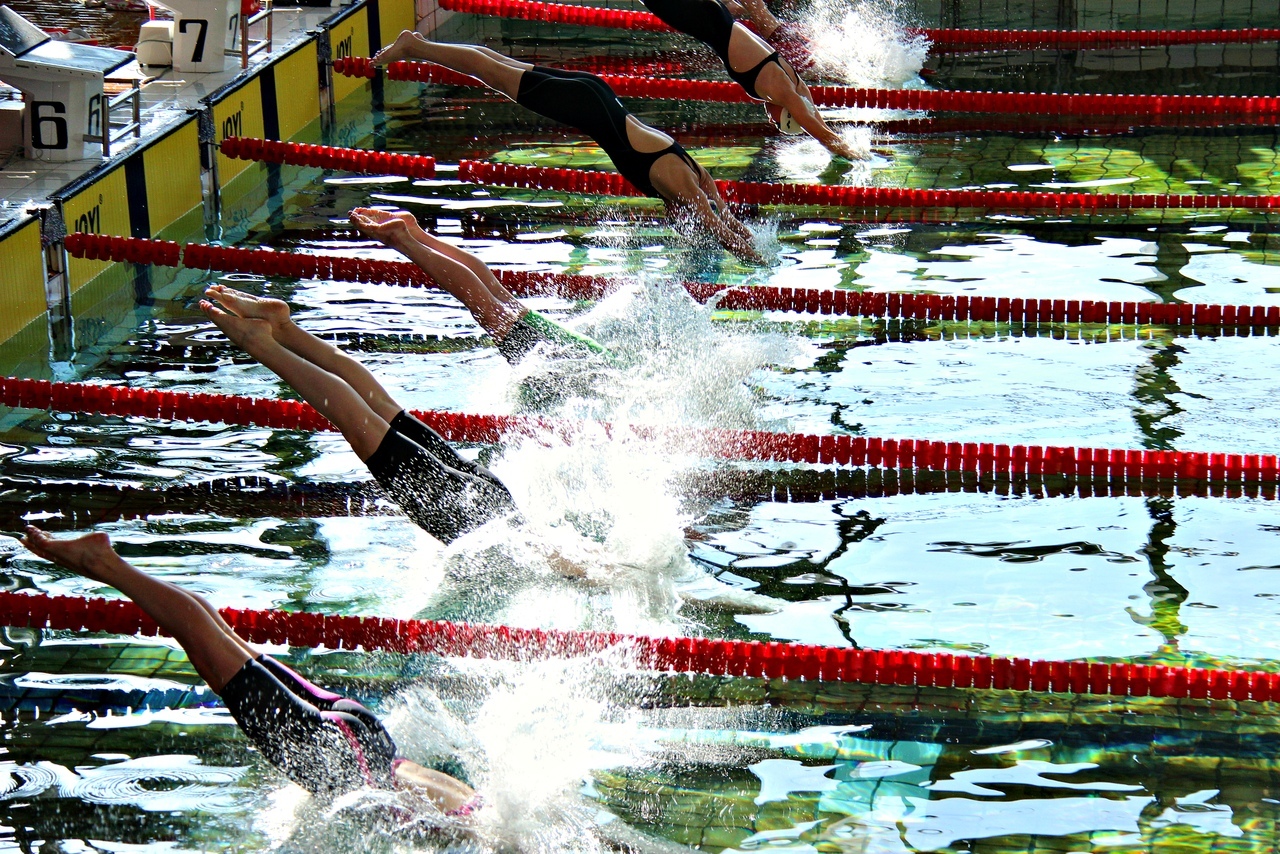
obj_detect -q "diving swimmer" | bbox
[636,0,856,157]
[348,207,606,365]
[199,284,519,545]
[20,525,478,810]
[371,32,763,264]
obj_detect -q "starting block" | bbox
[0,5,137,161]
[146,0,241,73]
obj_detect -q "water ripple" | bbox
[66,754,249,813]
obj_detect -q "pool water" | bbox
[2,1,1280,851]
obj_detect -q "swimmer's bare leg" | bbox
[373,31,530,99]
[377,211,516,300]
[351,208,525,341]
[21,526,256,693]
[200,300,392,460]
[202,285,404,425]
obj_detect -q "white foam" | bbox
[419,280,801,632]
[799,0,931,88]
[247,283,806,849]
[773,128,889,181]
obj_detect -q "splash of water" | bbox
[258,651,678,853]
[252,655,836,853]
[512,279,800,430]
[772,127,884,183]
[262,284,802,848]
[410,280,795,631]
[798,0,930,87]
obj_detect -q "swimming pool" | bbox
[2,1,1280,850]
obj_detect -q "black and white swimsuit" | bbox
[221,655,397,795]
[222,655,481,812]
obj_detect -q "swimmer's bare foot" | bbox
[200,299,276,352]
[22,526,117,584]
[382,209,434,244]
[203,285,291,331]
[373,29,425,67]
[351,207,416,250]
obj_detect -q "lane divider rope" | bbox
[218,135,1280,213]
[455,158,1280,212]
[0,489,390,531]
[333,56,1280,118]
[14,464,1274,533]
[435,0,1280,51]
[2,375,1278,487]
[218,137,436,178]
[923,26,1280,51]
[62,232,1280,332]
[0,590,1272,701]
[877,113,1279,134]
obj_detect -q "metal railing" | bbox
[231,0,274,69]
[84,80,142,159]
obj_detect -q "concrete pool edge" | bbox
[0,0,418,361]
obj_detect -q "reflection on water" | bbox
[699,491,1280,665]
[592,717,1280,852]
[68,754,248,812]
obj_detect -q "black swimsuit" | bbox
[364,411,519,544]
[514,66,701,198]
[640,0,783,100]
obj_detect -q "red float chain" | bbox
[332,56,483,85]
[436,0,1280,52]
[437,0,673,31]
[457,158,1280,211]
[925,26,1280,51]
[561,55,716,77]
[0,589,1272,701]
[209,135,1280,212]
[878,112,1280,135]
[61,232,1280,332]
[333,55,1280,119]
[2,375,1279,486]
[218,137,436,179]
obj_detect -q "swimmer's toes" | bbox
[373,30,419,65]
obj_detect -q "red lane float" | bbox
[458,160,1280,212]
[219,137,436,179]
[442,0,1280,51]
[878,112,1280,135]
[3,377,1279,487]
[0,589,1274,701]
[212,138,1280,211]
[61,233,1280,331]
[63,232,610,298]
[333,55,1280,119]
[436,0,1280,51]
[333,56,482,85]
[438,0,673,31]
[925,26,1280,51]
